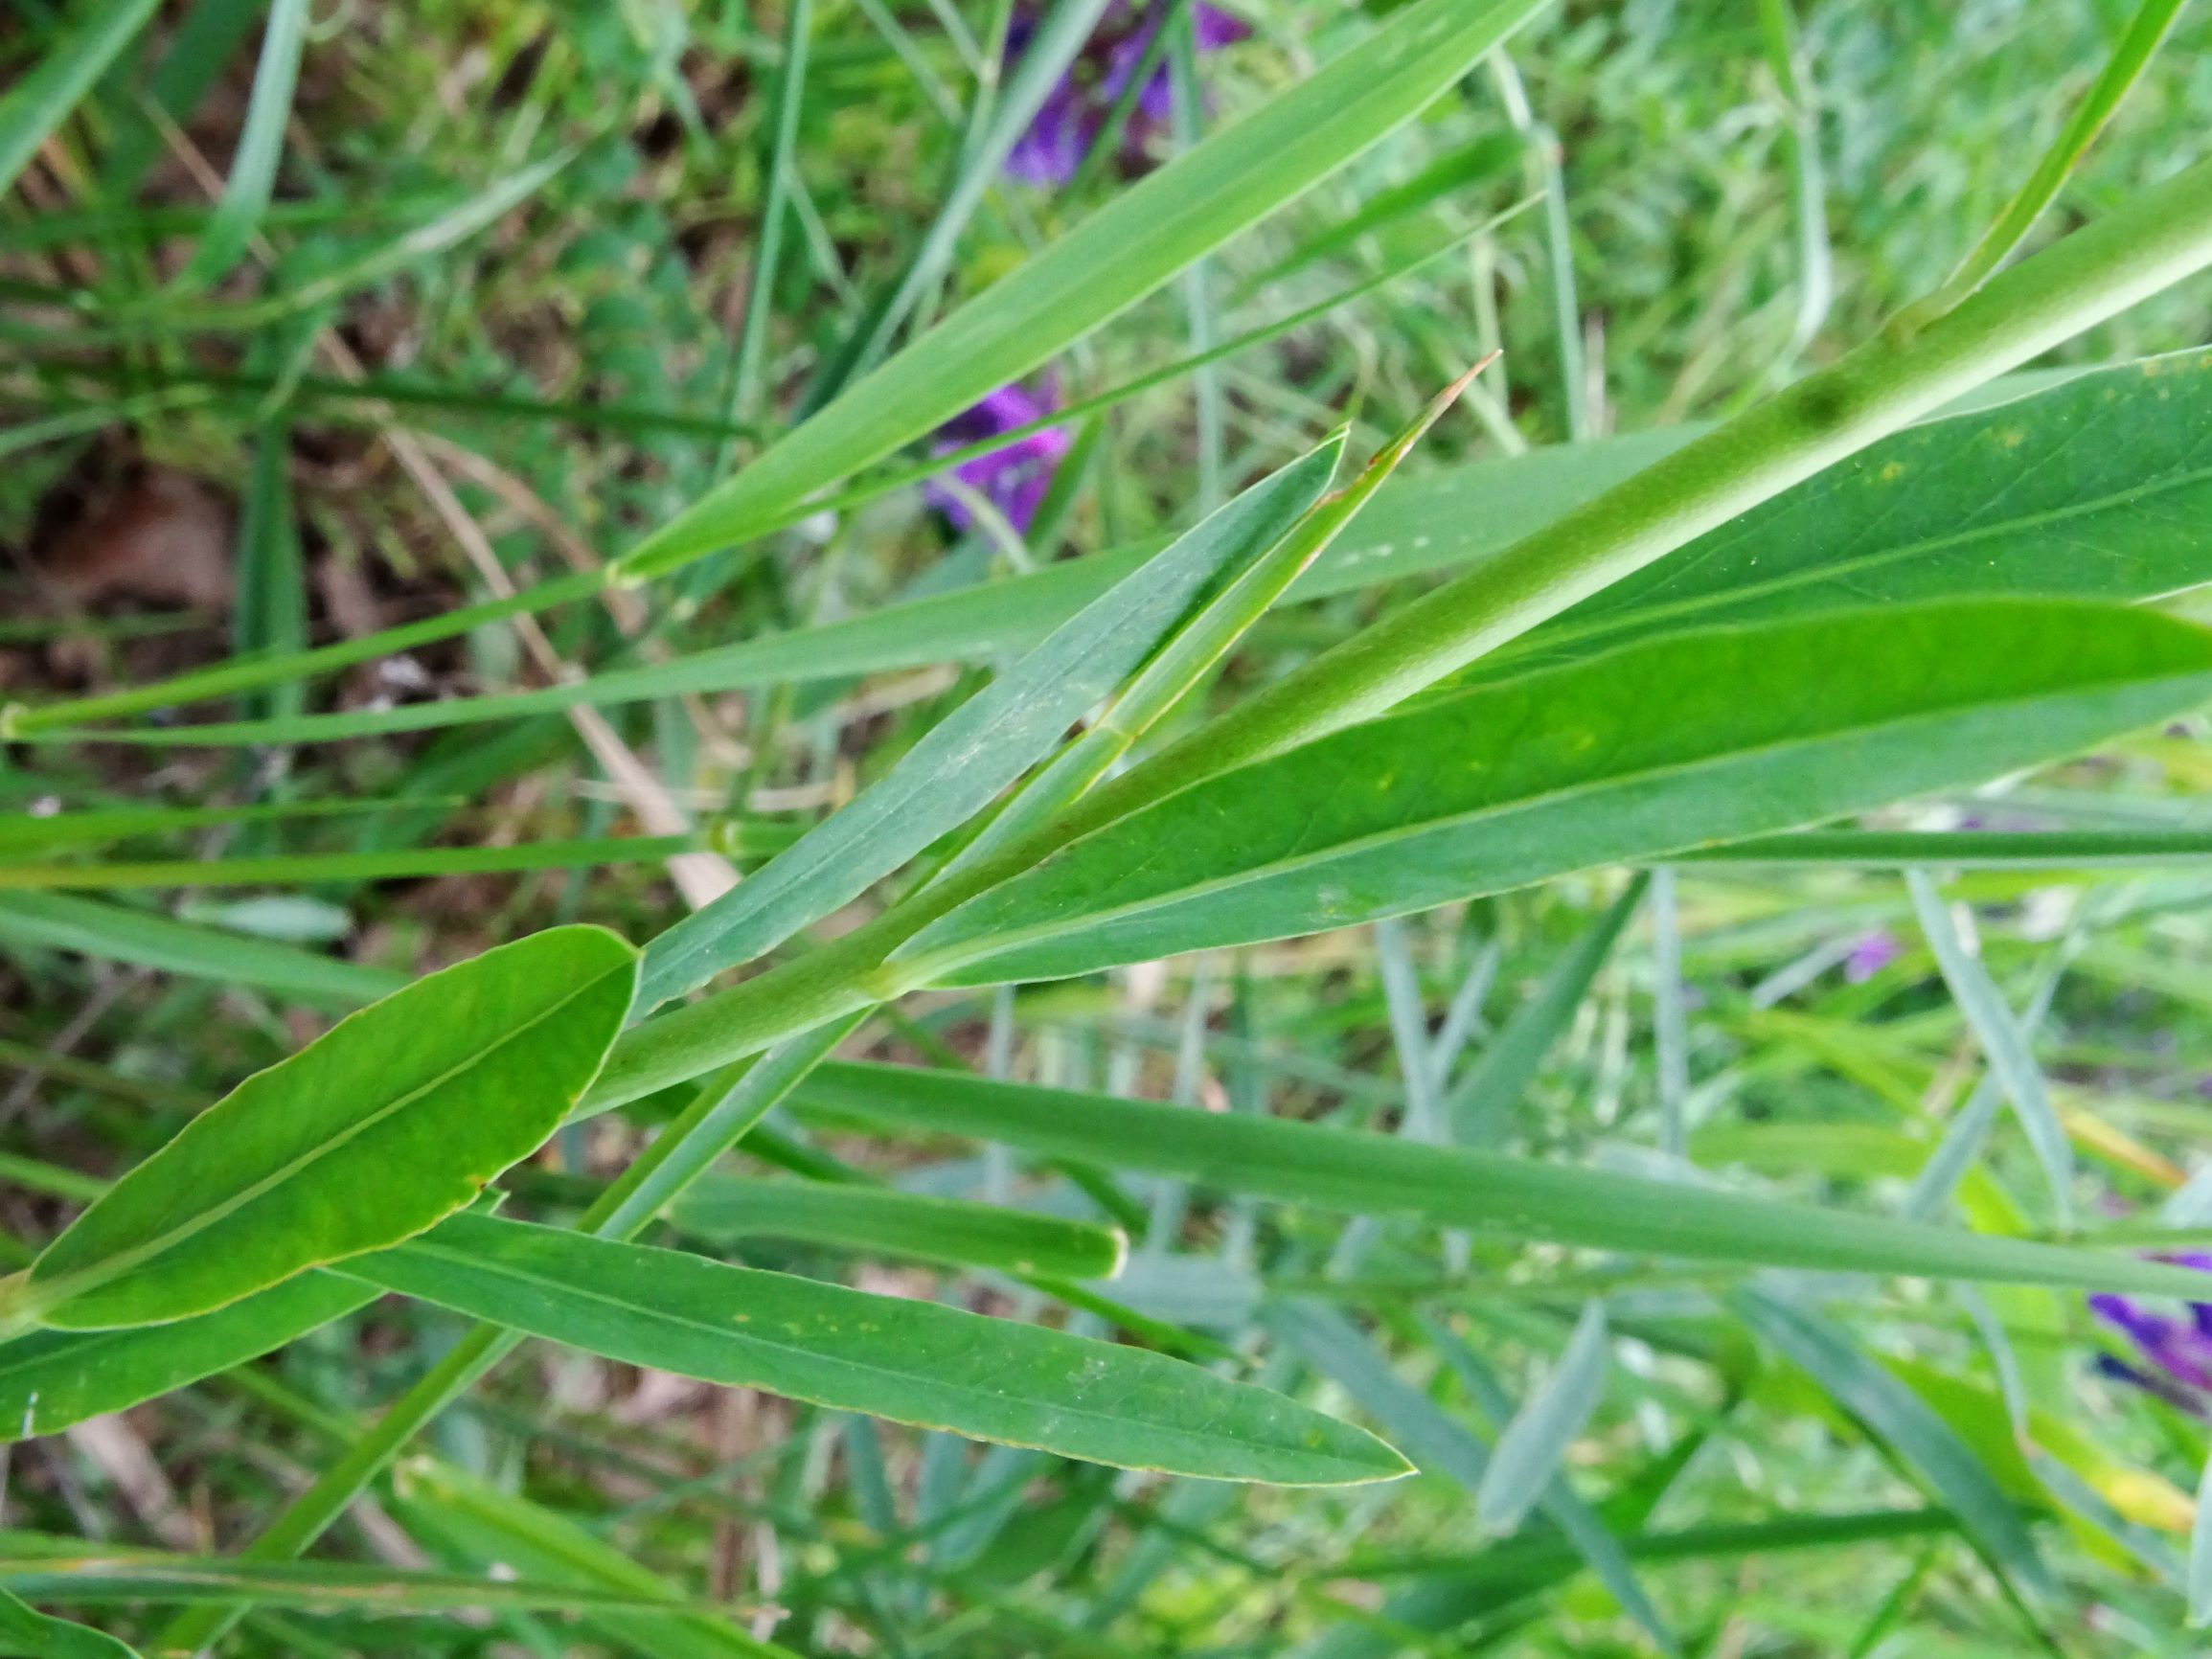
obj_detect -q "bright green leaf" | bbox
[7,926,638,1331]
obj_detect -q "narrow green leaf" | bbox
[0,797,459,857]
[1243,133,1522,292]
[389,1459,796,1659]
[125,149,575,331]
[1730,1288,2056,1601]
[1499,347,2212,676]
[1448,875,1646,1142]
[1473,1302,1610,1536]
[0,1588,138,1659]
[0,1273,376,1441]
[911,601,2212,984]
[670,1174,1128,1280]
[797,1061,2212,1294]
[1691,827,2212,867]
[933,368,1483,884]
[1417,1313,1676,1651]
[7,926,638,1331]
[0,1550,705,1616]
[635,440,1342,1009]
[172,0,306,290]
[0,892,400,1009]
[0,0,164,198]
[339,1212,1408,1485]
[1274,1303,1673,1650]
[617,0,1550,579]
[49,426,1673,750]
[1905,870,2074,1227]
[0,830,799,893]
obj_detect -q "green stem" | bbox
[1073,146,2212,814]
[588,148,2212,1110]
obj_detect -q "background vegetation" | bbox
[8,0,2212,1654]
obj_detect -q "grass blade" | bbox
[1730,1288,2055,1601]
[617,0,1552,579]
[390,1459,796,1658]
[798,1061,2212,1295]
[1450,875,1647,1142]
[0,0,164,197]
[1904,870,2075,1228]
[670,1174,1127,1279]
[172,0,307,290]
[0,892,400,1009]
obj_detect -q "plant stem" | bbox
[585,148,2212,1110]
[1074,147,2212,817]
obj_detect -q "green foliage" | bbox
[8,0,2212,1653]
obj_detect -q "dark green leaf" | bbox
[340,1213,1408,1485]
[0,1273,375,1441]
[910,601,2212,983]
[798,1062,2212,1294]
[670,1175,1127,1280]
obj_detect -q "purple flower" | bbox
[1002,2,1249,188]
[2089,1256,2212,1409]
[923,381,1071,534]
[1842,930,1903,984]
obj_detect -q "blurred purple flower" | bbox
[1003,2,1249,188]
[923,381,1071,534]
[1842,930,1903,984]
[2090,1254,2212,1411]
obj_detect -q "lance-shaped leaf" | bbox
[634,440,1343,1011]
[0,1549,705,1617]
[670,1175,1127,1280]
[904,601,2212,985]
[0,1273,376,1441]
[1473,1302,1611,1536]
[338,1213,1407,1486]
[5,926,637,1332]
[796,1061,2212,1295]
[1496,346,2212,675]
